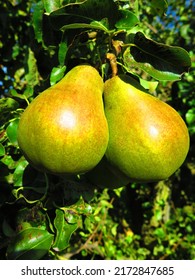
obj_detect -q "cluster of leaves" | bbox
[0,0,195,259]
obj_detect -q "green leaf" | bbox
[50,0,119,30]
[115,10,139,30]
[24,87,34,99]
[15,206,48,230]
[60,196,93,216]
[58,39,68,66]
[13,158,28,187]
[50,66,66,86]
[186,108,195,125]
[12,188,45,204]
[154,227,166,239]
[150,0,168,15]
[90,20,110,32]
[32,1,44,43]
[6,118,19,145]
[139,78,158,93]
[60,20,109,33]
[9,89,28,102]
[6,228,54,260]
[43,0,61,14]
[53,209,78,251]
[0,98,19,126]
[124,32,191,81]
[60,22,91,31]
[0,143,5,157]
[0,97,19,112]
[1,155,16,169]
[186,108,195,135]
[25,48,40,88]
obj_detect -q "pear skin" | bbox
[17,65,109,175]
[104,75,190,182]
[85,156,130,189]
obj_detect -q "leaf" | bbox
[49,0,119,30]
[43,0,61,14]
[9,89,28,102]
[150,0,168,15]
[15,205,48,230]
[124,32,191,81]
[0,143,5,157]
[32,1,44,43]
[0,97,19,113]
[12,188,45,204]
[50,66,66,86]
[45,0,87,15]
[6,118,19,145]
[6,228,54,260]
[13,158,28,187]
[60,20,109,33]
[186,108,195,125]
[1,155,16,169]
[25,48,40,88]
[186,108,195,135]
[154,227,166,239]
[115,10,139,30]
[139,78,159,93]
[24,87,34,99]
[58,39,68,66]
[60,196,93,216]
[90,20,109,32]
[0,97,19,126]
[53,209,78,251]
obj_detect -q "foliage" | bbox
[0,0,195,260]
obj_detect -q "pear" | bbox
[104,75,190,182]
[17,65,109,175]
[85,156,130,189]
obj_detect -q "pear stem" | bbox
[106,53,118,77]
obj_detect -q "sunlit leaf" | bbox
[12,188,45,204]
[0,143,5,157]
[60,21,109,33]
[1,155,16,169]
[186,108,195,135]
[6,118,19,145]
[6,228,54,260]
[186,108,195,125]
[60,196,93,216]
[50,66,66,86]
[139,79,159,93]
[13,158,28,187]
[24,87,34,99]
[53,209,78,251]
[25,48,40,88]
[115,10,139,30]
[0,98,19,126]
[43,0,61,14]
[154,227,166,239]
[9,89,28,101]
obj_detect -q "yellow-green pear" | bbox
[104,75,190,182]
[85,156,130,189]
[17,65,109,175]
